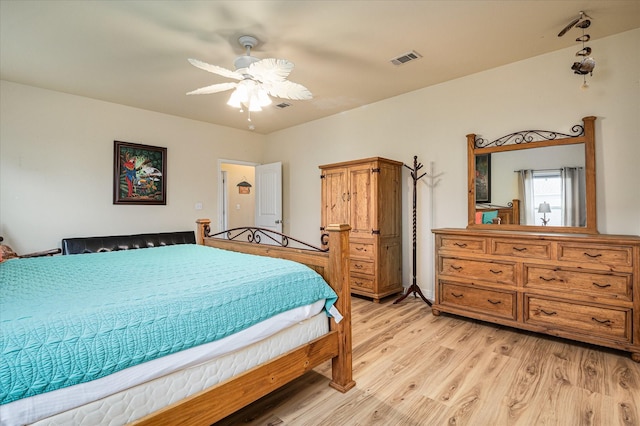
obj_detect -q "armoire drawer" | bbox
[525,296,631,342]
[557,243,634,267]
[438,236,486,254]
[351,275,374,291]
[492,239,551,259]
[525,266,632,301]
[350,242,374,259]
[439,282,516,320]
[440,257,515,284]
[351,259,374,275]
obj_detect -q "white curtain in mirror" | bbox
[517,170,536,225]
[562,167,586,227]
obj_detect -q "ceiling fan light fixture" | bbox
[227,83,248,108]
[226,90,242,108]
[187,34,312,129]
[256,88,272,107]
[227,80,272,112]
[247,88,272,112]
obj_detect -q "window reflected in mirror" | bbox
[520,168,585,227]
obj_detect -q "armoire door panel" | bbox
[349,165,373,234]
[321,167,349,227]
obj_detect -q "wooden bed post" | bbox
[195,218,210,245]
[326,223,356,393]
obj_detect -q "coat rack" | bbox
[395,156,441,305]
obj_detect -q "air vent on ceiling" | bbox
[275,102,291,109]
[390,50,422,66]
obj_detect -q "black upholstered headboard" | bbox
[61,231,196,255]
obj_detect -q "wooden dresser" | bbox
[320,157,403,302]
[432,228,640,361]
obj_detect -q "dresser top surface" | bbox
[432,228,640,244]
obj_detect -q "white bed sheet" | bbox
[1,300,328,426]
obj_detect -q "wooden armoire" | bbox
[319,157,403,302]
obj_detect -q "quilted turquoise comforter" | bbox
[0,244,337,404]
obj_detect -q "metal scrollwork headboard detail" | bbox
[206,226,329,253]
[475,124,584,148]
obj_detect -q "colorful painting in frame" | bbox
[113,141,166,205]
[475,153,491,203]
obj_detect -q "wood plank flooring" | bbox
[215,295,640,425]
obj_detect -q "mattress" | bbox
[1,301,329,425]
[1,244,338,406]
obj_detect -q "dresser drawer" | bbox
[492,239,551,259]
[525,266,632,301]
[350,275,374,291]
[557,243,634,267]
[525,296,631,342]
[351,259,374,275]
[439,282,516,320]
[350,242,374,259]
[440,257,515,284]
[438,236,486,254]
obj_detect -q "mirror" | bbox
[467,116,597,234]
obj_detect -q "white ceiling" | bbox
[1,1,638,134]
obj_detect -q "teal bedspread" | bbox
[0,244,337,404]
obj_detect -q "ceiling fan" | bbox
[187,35,312,112]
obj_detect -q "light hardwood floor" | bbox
[215,295,640,425]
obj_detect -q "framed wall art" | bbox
[475,153,491,203]
[113,141,166,205]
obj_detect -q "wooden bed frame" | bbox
[131,219,355,425]
[475,199,520,225]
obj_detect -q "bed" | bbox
[0,219,354,425]
[474,199,521,225]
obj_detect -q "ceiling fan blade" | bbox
[188,58,243,80]
[557,17,580,37]
[186,82,238,95]
[247,58,294,83]
[263,80,313,100]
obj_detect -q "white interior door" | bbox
[255,162,282,235]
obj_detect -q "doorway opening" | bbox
[218,160,258,234]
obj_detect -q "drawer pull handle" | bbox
[539,276,557,282]
[487,299,502,305]
[489,269,503,274]
[454,243,468,248]
[592,282,611,289]
[355,247,365,251]
[540,309,557,316]
[513,247,528,252]
[591,317,612,326]
[583,252,602,258]
[451,292,464,298]
[354,264,363,269]
[450,265,463,271]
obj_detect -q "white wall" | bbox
[265,29,640,299]
[0,81,265,253]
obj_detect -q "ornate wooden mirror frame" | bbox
[467,116,597,234]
